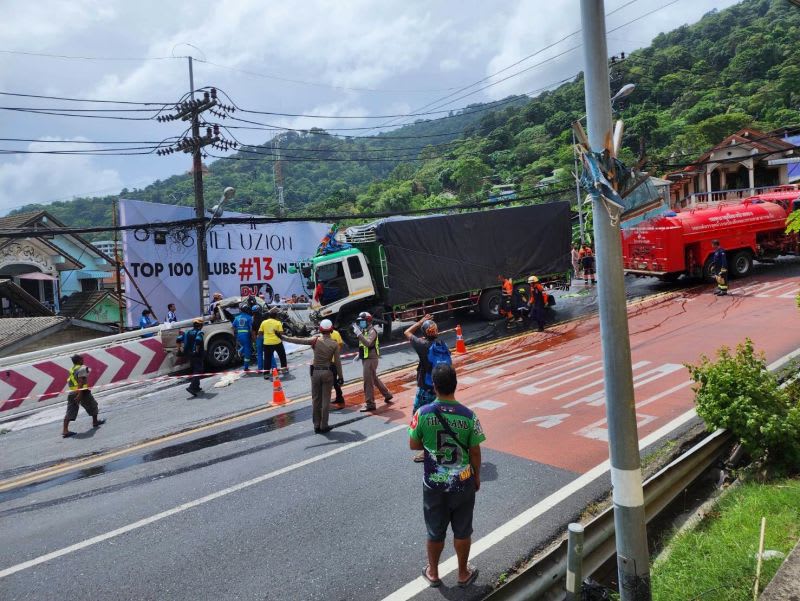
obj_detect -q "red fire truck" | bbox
[621,187,800,281]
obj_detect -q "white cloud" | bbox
[0,139,123,212]
[440,58,461,72]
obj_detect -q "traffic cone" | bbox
[455,325,467,354]
[272,367,287,405]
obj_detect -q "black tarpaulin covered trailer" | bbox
[374,202,571,306]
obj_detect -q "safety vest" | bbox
[359,331,380,359]
[68,364,86,391]
[502,279,513,295]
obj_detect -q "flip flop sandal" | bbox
[458,567,479,588]
[422,566,441,588]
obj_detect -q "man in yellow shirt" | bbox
[258,307,288,379]
[329,328,346,406]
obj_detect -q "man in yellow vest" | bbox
[62,354,105,438]
[354,312,393,412]
[329,327,346,406]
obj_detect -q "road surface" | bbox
[1,264,799,600]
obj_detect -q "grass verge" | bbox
[651,477,800,600]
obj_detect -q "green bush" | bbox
[686,339,800,468]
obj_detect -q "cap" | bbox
[528,275,539,283]
[319,319,333,332]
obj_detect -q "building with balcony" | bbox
[665,128,797,208]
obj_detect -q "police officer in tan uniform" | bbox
[281,319,343,433]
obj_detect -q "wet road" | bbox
[1,263,799,600]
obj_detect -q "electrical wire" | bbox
[0,188,574,238]
[0,49,178,61]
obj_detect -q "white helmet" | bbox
[319,319,334,332]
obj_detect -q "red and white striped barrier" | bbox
[0,337,184,415]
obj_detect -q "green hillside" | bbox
[10,0,800,234]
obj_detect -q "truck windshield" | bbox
[315,262,349,305]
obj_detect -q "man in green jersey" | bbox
[409,363,484,589]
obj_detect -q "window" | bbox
[347,256,364,279]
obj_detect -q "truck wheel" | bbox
[478,288,503,320]
[207,337,235,369]
[730,250,753,278]
[702,257,716,282]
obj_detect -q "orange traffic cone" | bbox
[272,367,287,404]
[455,325,467,354]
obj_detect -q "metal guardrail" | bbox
[484,428,732,601]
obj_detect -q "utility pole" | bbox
[188,56,209,315]
[157,62,237,313]
[273,135,285,217]
[572,129,586,244]
[579,1,651,599]
[112,198,125,332]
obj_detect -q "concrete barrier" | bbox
[0,321,193,417]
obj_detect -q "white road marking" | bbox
[553,361,651,401]
[778,287,800,299]
[523,414,571,429]
[497,355,589,389]
[755,282,798,297]
[562,363,683,408]
[469,400,506,411]
[462,351,555,384]
[380,408,700,601]
[0,423,407,579]
[576,381,693,441]
[516,361,606,395]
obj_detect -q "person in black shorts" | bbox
[408,364,485,589]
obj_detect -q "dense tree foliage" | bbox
[11,0,800,239]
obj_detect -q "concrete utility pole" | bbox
[579,1,651,599]
[188,56,209,316]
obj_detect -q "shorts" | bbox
[65,390,98,421]
[423,480,476,542]
[413,387,437,413]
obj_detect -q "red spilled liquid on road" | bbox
[349,277,800,474]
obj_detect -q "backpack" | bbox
[424,339,452,387]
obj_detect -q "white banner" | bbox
[119,199,329,325]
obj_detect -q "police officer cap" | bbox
[319,319,333,332]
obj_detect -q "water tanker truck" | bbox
[621,188,800,281]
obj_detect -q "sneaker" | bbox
[186,387,199,397]
[384,395,394,404]
[93,419,106,428]
[359,405,377,412]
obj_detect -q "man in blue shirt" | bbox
[711,240,728,296]
[166,303,178,323]
[139,309,158,337]
[178,319,205,396]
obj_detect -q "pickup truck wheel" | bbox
[207,337,235,369]
[730,250,753,278]
[479,288,503,321]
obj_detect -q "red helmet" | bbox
[357,311,373,322]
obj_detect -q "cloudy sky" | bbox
[0,0,740,214]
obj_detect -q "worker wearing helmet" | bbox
[527,276,548,332]
[710,240,728,296]
[281,319,344,433]
[354,311,394,412]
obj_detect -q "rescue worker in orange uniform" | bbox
[498,275,515,329]
[580,245,596,285]
[527,276,549,332]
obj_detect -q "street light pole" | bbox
[579,1,651,599]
